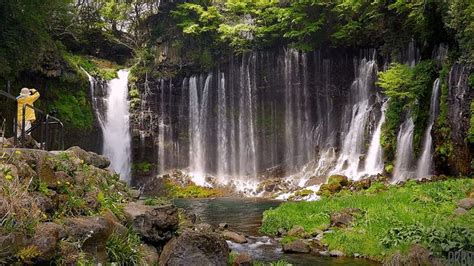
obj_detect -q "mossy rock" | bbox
[327,175,349,186]
[317,182,342,197]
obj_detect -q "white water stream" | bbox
[102,70,132,182]
[416,78,440,178]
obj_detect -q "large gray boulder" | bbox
[123,202,178,243]
[282,239,310,253]
[63,216,114,263]
[66,146,110,169]
[159,229,229,266]
[32,222,65,261]
[222,230,247,243]
[457,198,474,210]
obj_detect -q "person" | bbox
[17,87,40,137]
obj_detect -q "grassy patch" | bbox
[261,178,474,261]
[165,180,222,198]
[106,228,143,265]
[64,53,120,80]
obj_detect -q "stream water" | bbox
[174,198,380,265]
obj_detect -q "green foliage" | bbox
[435,63,454,162]
[378,60,436,161]
[165,180,220,198]
[445,0,474,63]
[64,53,119,80]
[50,89,94,129]
[252,260,291,266]
[16,246,40,264]
[261,178,474,261]
[106,228,143,265]
[143,197,170,206]
[382,223,473,256]
[132,161,153,173]
[0,0,73,78]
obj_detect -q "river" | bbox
[174,198,380,265]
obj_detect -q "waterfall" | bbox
[284,49,314,174]
[217,71,229,182]
[188,75,212,186]
[238,55,257,178]
[102,70,132,182]
[330,57,377,180]
[416,78,440,178]
[144,49,403,192]
[393,117,415,182]
[364,100,388,176]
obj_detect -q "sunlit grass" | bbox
[261,178,474,260]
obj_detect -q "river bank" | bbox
[175,197,379,265]
[260,178,474,264]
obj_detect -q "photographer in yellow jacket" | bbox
[17,87,40,137]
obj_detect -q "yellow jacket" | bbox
[17,89,40,123]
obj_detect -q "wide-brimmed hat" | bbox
[19,88,30,97]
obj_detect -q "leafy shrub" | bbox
[382,223,474,256]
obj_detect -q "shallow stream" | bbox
[174,198,380,265]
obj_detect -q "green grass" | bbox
[261,178,474,261]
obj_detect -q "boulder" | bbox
[159,229,229,266]
[330,208,360,228]
[31,192,56,213]
[330,212,353,227]
[329,250,345,257]
[317,182,342,196]
[0,232,26,257]
[195,223,214,233]
[218,223,229,230]
[32,222,65,261]
[35,153,58,188]
[457,198,474,210]
[63,216,115,263]
[277,228,287,237]
[124,202,178,243]
[328,175,349,186]
[66,146,110,169]
[305,176,326,187]
[140,244,159,265]
[454,207,467,216]
[233,252,252,266]
[287,225,305,237]
[352,178,372,190]
[387,244,444,266]
[102,209,127,235]
[282,239,310,253]
[222,230,247,244]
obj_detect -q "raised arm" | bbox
[29,89,40,102]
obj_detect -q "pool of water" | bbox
[174,197,380,265]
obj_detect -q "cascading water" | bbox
[217,72,229,183]
[102,70,132,182]
[330,57,378,180]
[139,49,393,193]
[364,101,388,176]
[393,117,415,182]
[188,75,212,186]
[416,78,440,178]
